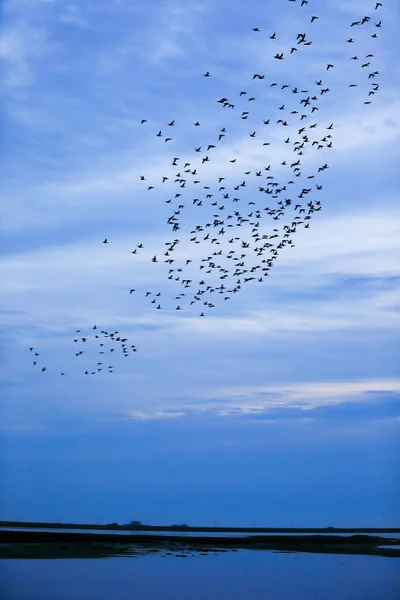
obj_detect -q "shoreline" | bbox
[1,522,399,534]
[1,530,399,559]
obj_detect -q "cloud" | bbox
[330,99,400,154]
[2,89,398,236]
[0,24,54,89]
[101,0,212,66]
[1,206,399,337]
[128,410,185,421]
[175,298,399,337]
[1,0,398,436]
[119,378,400,420]
[209,379,400,405]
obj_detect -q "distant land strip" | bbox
[1,521,399,533]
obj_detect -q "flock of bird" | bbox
[30,0,384,375]
[29,326,137,376]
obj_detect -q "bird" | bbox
[102,239,108,244]
[23,0,386,361]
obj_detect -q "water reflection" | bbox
[1,551,399,600]
[2,530,399,561]
[2,527,398,539]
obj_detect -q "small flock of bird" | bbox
[29,326,137,376]
[30,1,384,375]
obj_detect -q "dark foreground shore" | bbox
[1,530,399,559]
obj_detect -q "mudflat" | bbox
[1,530,399,559]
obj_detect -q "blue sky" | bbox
[1,0,399,527]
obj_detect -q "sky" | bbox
[0,0,399,528]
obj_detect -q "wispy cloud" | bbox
[128,410,185,421]
[1,0,398,436]
[121,378,400,420]
[0,24,54,89]
[2,90,398,235]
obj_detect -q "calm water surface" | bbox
[2,527,399,539]
[1,551,399,600]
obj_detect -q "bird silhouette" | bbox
[26,0,386,373]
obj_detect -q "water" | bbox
[2,527,399,539]
[1,551,399,600]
